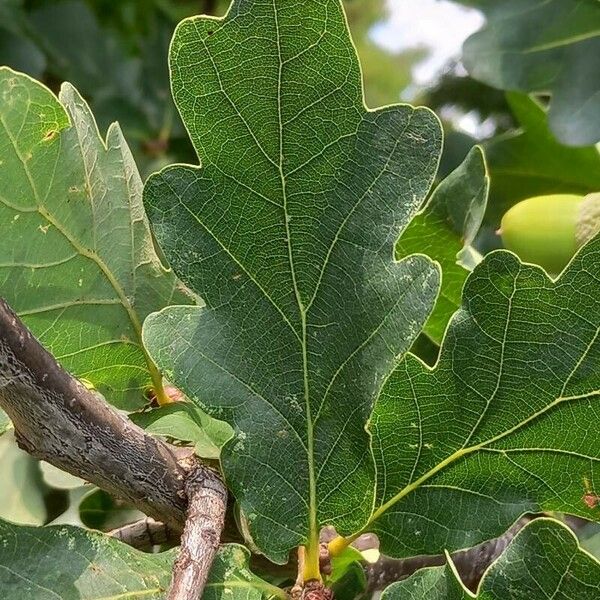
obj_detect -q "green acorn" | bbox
[499,193,600,275]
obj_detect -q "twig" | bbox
[167,458,227,600]
[0,299,189,530]
[109,518,175,550]
[364,515,536,593]
[0,298,228,599]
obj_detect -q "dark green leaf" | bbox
[484,94,600,228]
[0,29,45,77]
[462,0,600,146]
[79,489,143,531]
[29,1,129,96]
[382,519,600,599]
[368,237,600,558]
[397,146,488,343]
[327,545,368,600]
[143,0,442,563]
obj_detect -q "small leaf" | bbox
[205,544,275,600]
[143,0,442,564]
[462,0,600,146]
[381,518,600,599]
[397,146,488,343]
[0,409,10,436]
[368,236,600,558]
[130,402,233,459]
[48,486,89,528]
[79,489,144,531]
[0,68,195,409]
[329,547,367,600]
[579,521,600,560]
[328,546,364,585]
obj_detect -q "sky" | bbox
[371,0,484,98]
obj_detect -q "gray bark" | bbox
[0,298,189,530]
[167,459,228,600]
[0,298,228,599]
[109,517,175,550]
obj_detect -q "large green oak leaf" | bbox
[143,0,442,564]
[0,517,271,600]
[461,0,600,146]
[368,237,600,558]
[0,69,194,409]
[382,518,600,600]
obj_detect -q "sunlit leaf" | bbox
[0,69,194,408]
[130,402,233,459]
[0,517,268,600]
[397,146,488,343]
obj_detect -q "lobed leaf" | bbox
[143,0,442,563]
[396,146,488,344]
[0,69,194,409]
[381,518,600,600]
[369,237,600,558]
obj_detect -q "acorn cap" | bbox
[576,192,600,247]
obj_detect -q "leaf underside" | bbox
[382,518,600,600]
[143,0,442,562]
[0,68,193,409]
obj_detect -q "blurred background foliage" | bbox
[0,0,599,562]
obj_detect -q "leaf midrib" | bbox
[271,0,319,565]
[522,28,600,54]
[369,386,600,530]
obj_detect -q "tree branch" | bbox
[364,515,536,593]
[109,518,175,551]
[0,298,228,599]
[0,298,190,530]
[167,457,228,600]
